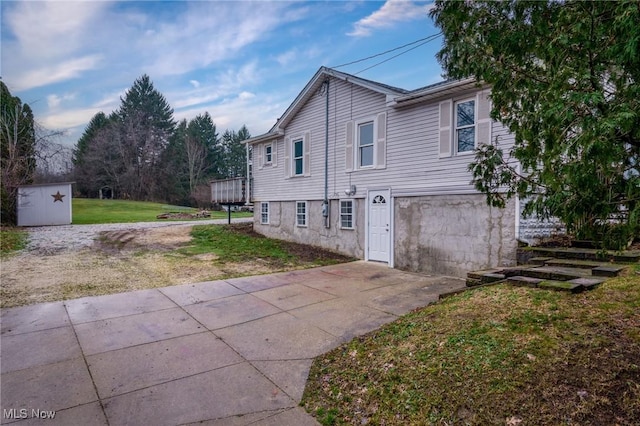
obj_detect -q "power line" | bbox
[354,34,440,75]
[330,33,442,69]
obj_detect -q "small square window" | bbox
[296,201,307,227]
[455,100,475,153]
[260,202,269,224]
[340,200,354,229]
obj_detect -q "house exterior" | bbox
[243,67,549,277]
[17,182,73,226]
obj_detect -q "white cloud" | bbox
[47,95,62,109]
[238,91,255,100]
[190,80,200,88]
[93,89,127,110]
[4,1,108,59]
[172,92,221,110]
[11,55,103,92]
[40,107,104,132]
[276,49,298,66]
[46,93,76,109]
[141,2,302,77]
[348,0,434,37]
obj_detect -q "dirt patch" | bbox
[0,224,351,308]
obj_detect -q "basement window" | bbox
[296,201,307,227]
[260,202,269,225]
[340,200,354,229]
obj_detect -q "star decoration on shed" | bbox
[51,191,65,202]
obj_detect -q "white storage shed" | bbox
[17,182,73,226]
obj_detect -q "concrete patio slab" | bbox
[216,312,339,361]
[1,261,467,425]
[359,277,465,315]
[185,410,281,426]
[13,403,108,426]
[0,301,69,336]
[102,363,295,426]
[290,298,397,341]
[252,283,336,311]
[183,294,281,330]
[224,274,291,293]
[74,307,204,355]
[65,288,176,324]
[0,327,81,373]
[1,357,97,415]
[159,280,244,306]
[185,408,315,426]
[301,275,389,296]
[87,332,243,399]
[251,359,314,402]
[250,407,321,426]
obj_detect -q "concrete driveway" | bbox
[1,261,465,425]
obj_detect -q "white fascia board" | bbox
[276,67,406,130]
[242,131,283,145]
[389,78,482,108]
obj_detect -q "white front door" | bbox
[367,189,390,262]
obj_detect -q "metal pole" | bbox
[228,204,231,224]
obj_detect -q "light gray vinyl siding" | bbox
[252,77,388,202]
[251,79,516,202]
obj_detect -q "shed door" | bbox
[368,189,390,263]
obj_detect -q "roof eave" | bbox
[242,131,283,145]
[388,78,483,107]
[276,67,407,130]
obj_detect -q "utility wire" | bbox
[331,33,442,69]
[354,34,440,75]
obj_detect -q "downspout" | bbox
[245,143,251,205]
[323,79,330,228]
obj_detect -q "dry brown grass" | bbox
[303,273,640,425]
[0,224,351,308]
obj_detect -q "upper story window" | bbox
[284,133,309,178]
[293,139,304,176]
[358,122,374,168]
[439,91,491,158]
[455,99,476,153]
[345,112,386,172]
[264,144,272,165]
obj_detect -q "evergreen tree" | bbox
[159,119,190,204]
[187,112,220,182]
[1,82,36,225]
[431,0,640,248]
[116,74,176,200]
[221,125,250,178]
[73,111,109,166]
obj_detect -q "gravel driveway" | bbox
[23,218,253,255]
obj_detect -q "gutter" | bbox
[387,78,481,108]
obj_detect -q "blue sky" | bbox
[1,0,444,147]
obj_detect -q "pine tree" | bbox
[73,111,109,166]
[221,125,250,178]
[116,74,176,200]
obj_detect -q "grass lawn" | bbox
[302,273,640,425]
[72,198,252,224]
[0,227,28,256]
[179,223,352,267]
